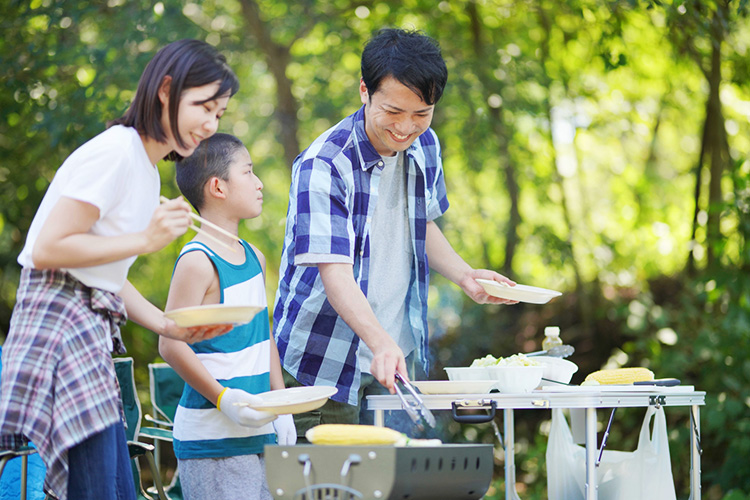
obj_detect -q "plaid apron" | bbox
[0,268,127,499]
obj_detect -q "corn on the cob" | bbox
[305,424,404,445]
[584,367,655,385]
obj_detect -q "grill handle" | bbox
[451,400,497,424]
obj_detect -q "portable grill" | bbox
[265,444,494,500]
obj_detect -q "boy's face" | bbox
[225,147,263,219]
[360,75,435,157]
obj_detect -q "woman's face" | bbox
[161,80,231,158]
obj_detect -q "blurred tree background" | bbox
[1,0,749,498]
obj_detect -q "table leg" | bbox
[504,409,522,500]
[585,407,598,500]
[689,405,701,500]
[374,409,384,427]
[20,454,28,500]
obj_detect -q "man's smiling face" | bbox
[360,75,435,157]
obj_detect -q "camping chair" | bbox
[113,357,167,500]
[139,363,185,499]
[0,443,49,500]
[0,345,50,500]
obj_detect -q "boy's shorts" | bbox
[178,454,271,500]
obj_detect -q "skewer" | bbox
[160,196,239,253]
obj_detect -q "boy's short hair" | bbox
[176,133,246,212]
[361,28,448,106]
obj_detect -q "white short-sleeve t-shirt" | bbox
[17,125,160,293]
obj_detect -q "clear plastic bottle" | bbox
[542,326,563,351]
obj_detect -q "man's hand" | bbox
[459,269,518,305]
[369,337,408,393]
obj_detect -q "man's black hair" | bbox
[361,28,448,105]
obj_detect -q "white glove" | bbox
[217,388,277,428]
[273,414,297,446]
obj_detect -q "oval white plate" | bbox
[476,279,562,304]
[411,380,497,395]
[165,304,263,327]
[235,386,338,414]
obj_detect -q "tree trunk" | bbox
[693,7,729,269]
[465,1,520,276]
[237,0,300,168]
[536,1,594,336]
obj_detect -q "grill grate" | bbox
[295,485,361,500]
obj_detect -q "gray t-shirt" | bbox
[359,152,415,373]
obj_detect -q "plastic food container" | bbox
[444,367,490,381]
[535,357,578,385]
[485,365,543,393]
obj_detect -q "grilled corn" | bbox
[584,367,655,385]
[305,424,404,445]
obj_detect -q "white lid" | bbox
[544,326,560,337]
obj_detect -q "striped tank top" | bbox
[172,240,276,459]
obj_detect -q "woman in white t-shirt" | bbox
[0,39,266,500]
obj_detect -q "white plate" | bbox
[236,386,338,414]
[411,380,497,395]
[165,304,263,327]
[476,279,562,304]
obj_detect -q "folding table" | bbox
[368,385,705,500]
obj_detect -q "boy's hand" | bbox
[217,388,277,428]
[273,414,297,445]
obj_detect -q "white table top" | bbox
[367,385,705,411]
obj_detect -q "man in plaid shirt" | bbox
[273,28,516,435]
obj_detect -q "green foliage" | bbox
[2,1,750,498]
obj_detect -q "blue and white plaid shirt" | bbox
[273,105,450,405]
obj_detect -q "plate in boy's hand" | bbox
[476,279,562,304]
[165,304,263,328]
[233,386,338,415]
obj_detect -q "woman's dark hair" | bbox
[361,28,447,106]
[109,39,239,161]
[176,132,246,213]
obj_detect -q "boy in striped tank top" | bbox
[160,133,296,500]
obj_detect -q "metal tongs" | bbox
[526,344,575,358]
[394,373,436,431]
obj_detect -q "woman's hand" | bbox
[161,319,234,344]
[141,197,192,253]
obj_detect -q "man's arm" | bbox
[317,262,407,392]
[425,221,517,305]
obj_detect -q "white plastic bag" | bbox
[546,406,677,500]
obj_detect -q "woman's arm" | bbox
[32,196,191,269]
[119,280,230,344]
